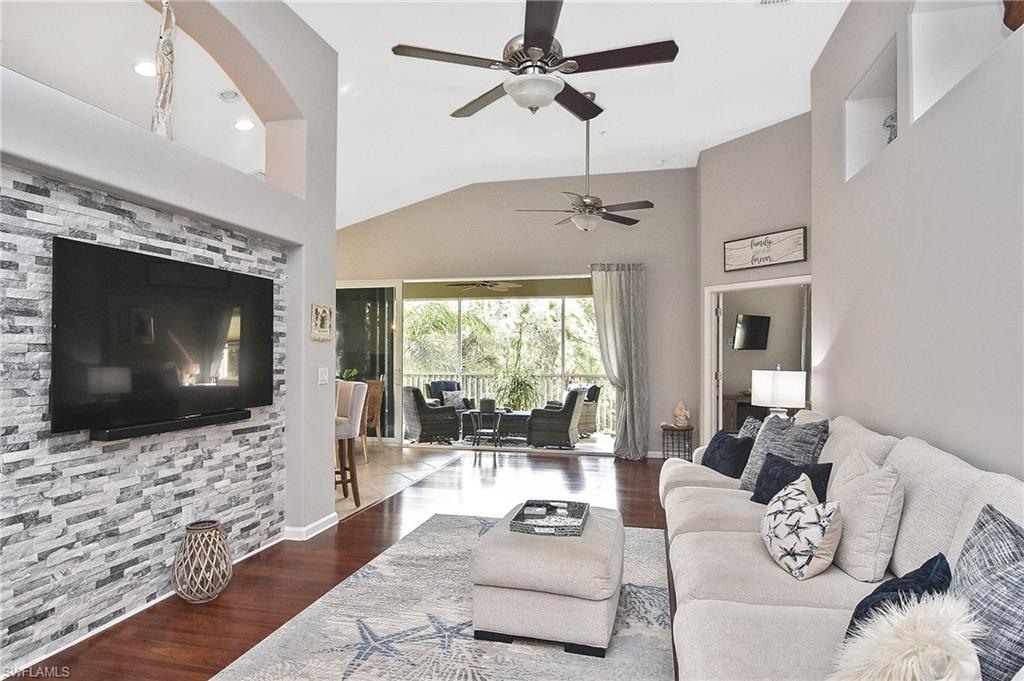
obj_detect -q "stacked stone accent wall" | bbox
[0,163,288,672]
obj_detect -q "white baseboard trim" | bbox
[282,511,338,541]
[646,450,665,459]
[11,532,288,675]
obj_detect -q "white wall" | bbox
[811,1,1024,478]
[335,168,701,450]
[722,285,806,395]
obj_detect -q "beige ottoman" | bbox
[469,504,625,657]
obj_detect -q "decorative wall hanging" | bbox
[172,520,232,603]
[151,0,176,138]
[311,304,334,342]
[724,226,807,272]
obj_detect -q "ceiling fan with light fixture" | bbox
[446,280,525,292]
[391,0,678,120]
[517,93,653,231]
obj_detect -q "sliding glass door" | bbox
[335,284,400,439]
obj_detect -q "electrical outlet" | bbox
[182,503,194,525]
[318,367,330,385]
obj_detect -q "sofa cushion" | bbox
[819,416,900,477]
[664,487,762,545]
[739,416,830,491]
[950,504,1024,681]
[750,453,832,504]
[831,452,905,582]
[794,409,828,425]
[469,504,624,601]
[738,415,762,438]
[659,459,740,506]
[671,531,882,610]
[701,430,754,478]
[674,600,849,681]
[886,438,984,576]
[761,475,843,581]
[846,553,951,637]
[948,472,1024,565]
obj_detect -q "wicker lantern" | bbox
[172,520,232,603]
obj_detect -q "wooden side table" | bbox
[661,423,694,460]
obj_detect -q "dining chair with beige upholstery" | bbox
[335,380,368,506]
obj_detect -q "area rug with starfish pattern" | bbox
[213,513,673,680]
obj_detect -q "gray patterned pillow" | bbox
[740,416,830,492]
[760,474,843,580]
[737,416,762,439]
[951,504,1024,681]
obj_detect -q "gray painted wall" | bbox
[810,2,1024,477]
[0,164,288,670]
[722,285,806,395]
[698,113,812,289]
[335,168,701,450]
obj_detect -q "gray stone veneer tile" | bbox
[0,164,288,671]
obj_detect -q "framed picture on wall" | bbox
[724,226,807,272]
[311,304,334,342]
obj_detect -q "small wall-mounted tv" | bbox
[50,238,274,435]
[733,314,771,350]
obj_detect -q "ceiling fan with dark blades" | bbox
[392,0,678,121]
[446,280,525,292]
[517,93,654,231]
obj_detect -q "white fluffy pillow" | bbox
[761,474,843,580]
[831,592,982,681]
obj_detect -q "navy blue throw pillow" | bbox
[846,553,952,638]
[749,453,832,505]
[702,430,754,479]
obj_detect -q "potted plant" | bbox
[493,369,539,411]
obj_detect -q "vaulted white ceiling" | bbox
[288,0,848,228]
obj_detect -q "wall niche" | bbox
[845,37,898,180]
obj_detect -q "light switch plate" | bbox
[318,367,330,385]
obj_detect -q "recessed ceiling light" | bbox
[218,90,240,103]
[133,61,157,78]
[234,119,255,132]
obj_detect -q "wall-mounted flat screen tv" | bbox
[733,314,771,350]
[50,238,274,433]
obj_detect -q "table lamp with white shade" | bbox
[751,365,807,419]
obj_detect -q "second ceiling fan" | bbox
[517,92,654,231]
[392,0,678,121]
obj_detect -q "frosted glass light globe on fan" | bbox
[751,365,807,419]
[502,73,564,113]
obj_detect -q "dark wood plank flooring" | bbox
[20,450,666,680]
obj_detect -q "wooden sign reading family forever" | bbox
[724,226,807,272]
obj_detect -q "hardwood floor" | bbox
[20,449,666,681]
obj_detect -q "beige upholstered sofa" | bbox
[660,410,1024,680]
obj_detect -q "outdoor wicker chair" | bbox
[527,388,586,449]
[403,386,459,443]
[546,384,601,437]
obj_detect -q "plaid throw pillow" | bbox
[739,417,830,492]
[951,504,1024,681]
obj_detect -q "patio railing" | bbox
[403,372,617,435]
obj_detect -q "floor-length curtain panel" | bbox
[590,263,649,460]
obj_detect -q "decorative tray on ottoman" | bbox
[509,500,590,537]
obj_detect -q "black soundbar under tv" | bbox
[89,409,251,441]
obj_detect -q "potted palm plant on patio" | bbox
[493,368,539,411]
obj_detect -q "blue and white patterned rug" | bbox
[214,514,673,680]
